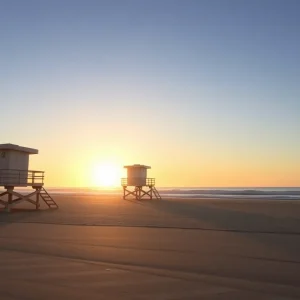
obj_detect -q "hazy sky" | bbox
[1,0,300,187]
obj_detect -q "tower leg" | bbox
[6,188,13,212]
[134,187,141,200]
[35,188,40,210]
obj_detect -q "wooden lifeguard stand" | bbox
[121,164,161,200]
[0,144,58,212]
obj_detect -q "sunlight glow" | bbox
[91,162,121,188]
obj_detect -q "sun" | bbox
[91,162,121,188]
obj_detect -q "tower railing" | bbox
[121,178,156,187]
[0,169,44,186]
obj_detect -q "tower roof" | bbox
[0,143,38,154]
[124,164,151,169]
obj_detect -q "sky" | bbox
[1,0,300,187]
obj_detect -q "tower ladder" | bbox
[152,187,161,200]
[40,188,58,209]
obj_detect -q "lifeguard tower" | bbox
[121,164,161,200]
[0,143,58,212]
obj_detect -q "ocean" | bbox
[12,186,300,200]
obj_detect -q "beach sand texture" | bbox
[0,195,300,299]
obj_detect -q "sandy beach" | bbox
[0,195,300,299]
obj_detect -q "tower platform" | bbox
[0,169,58,212]
[121,178,161,200]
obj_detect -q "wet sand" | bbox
[0,195,300,299]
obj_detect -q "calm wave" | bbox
[9,187,300,200]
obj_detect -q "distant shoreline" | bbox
[2,186,300,200]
